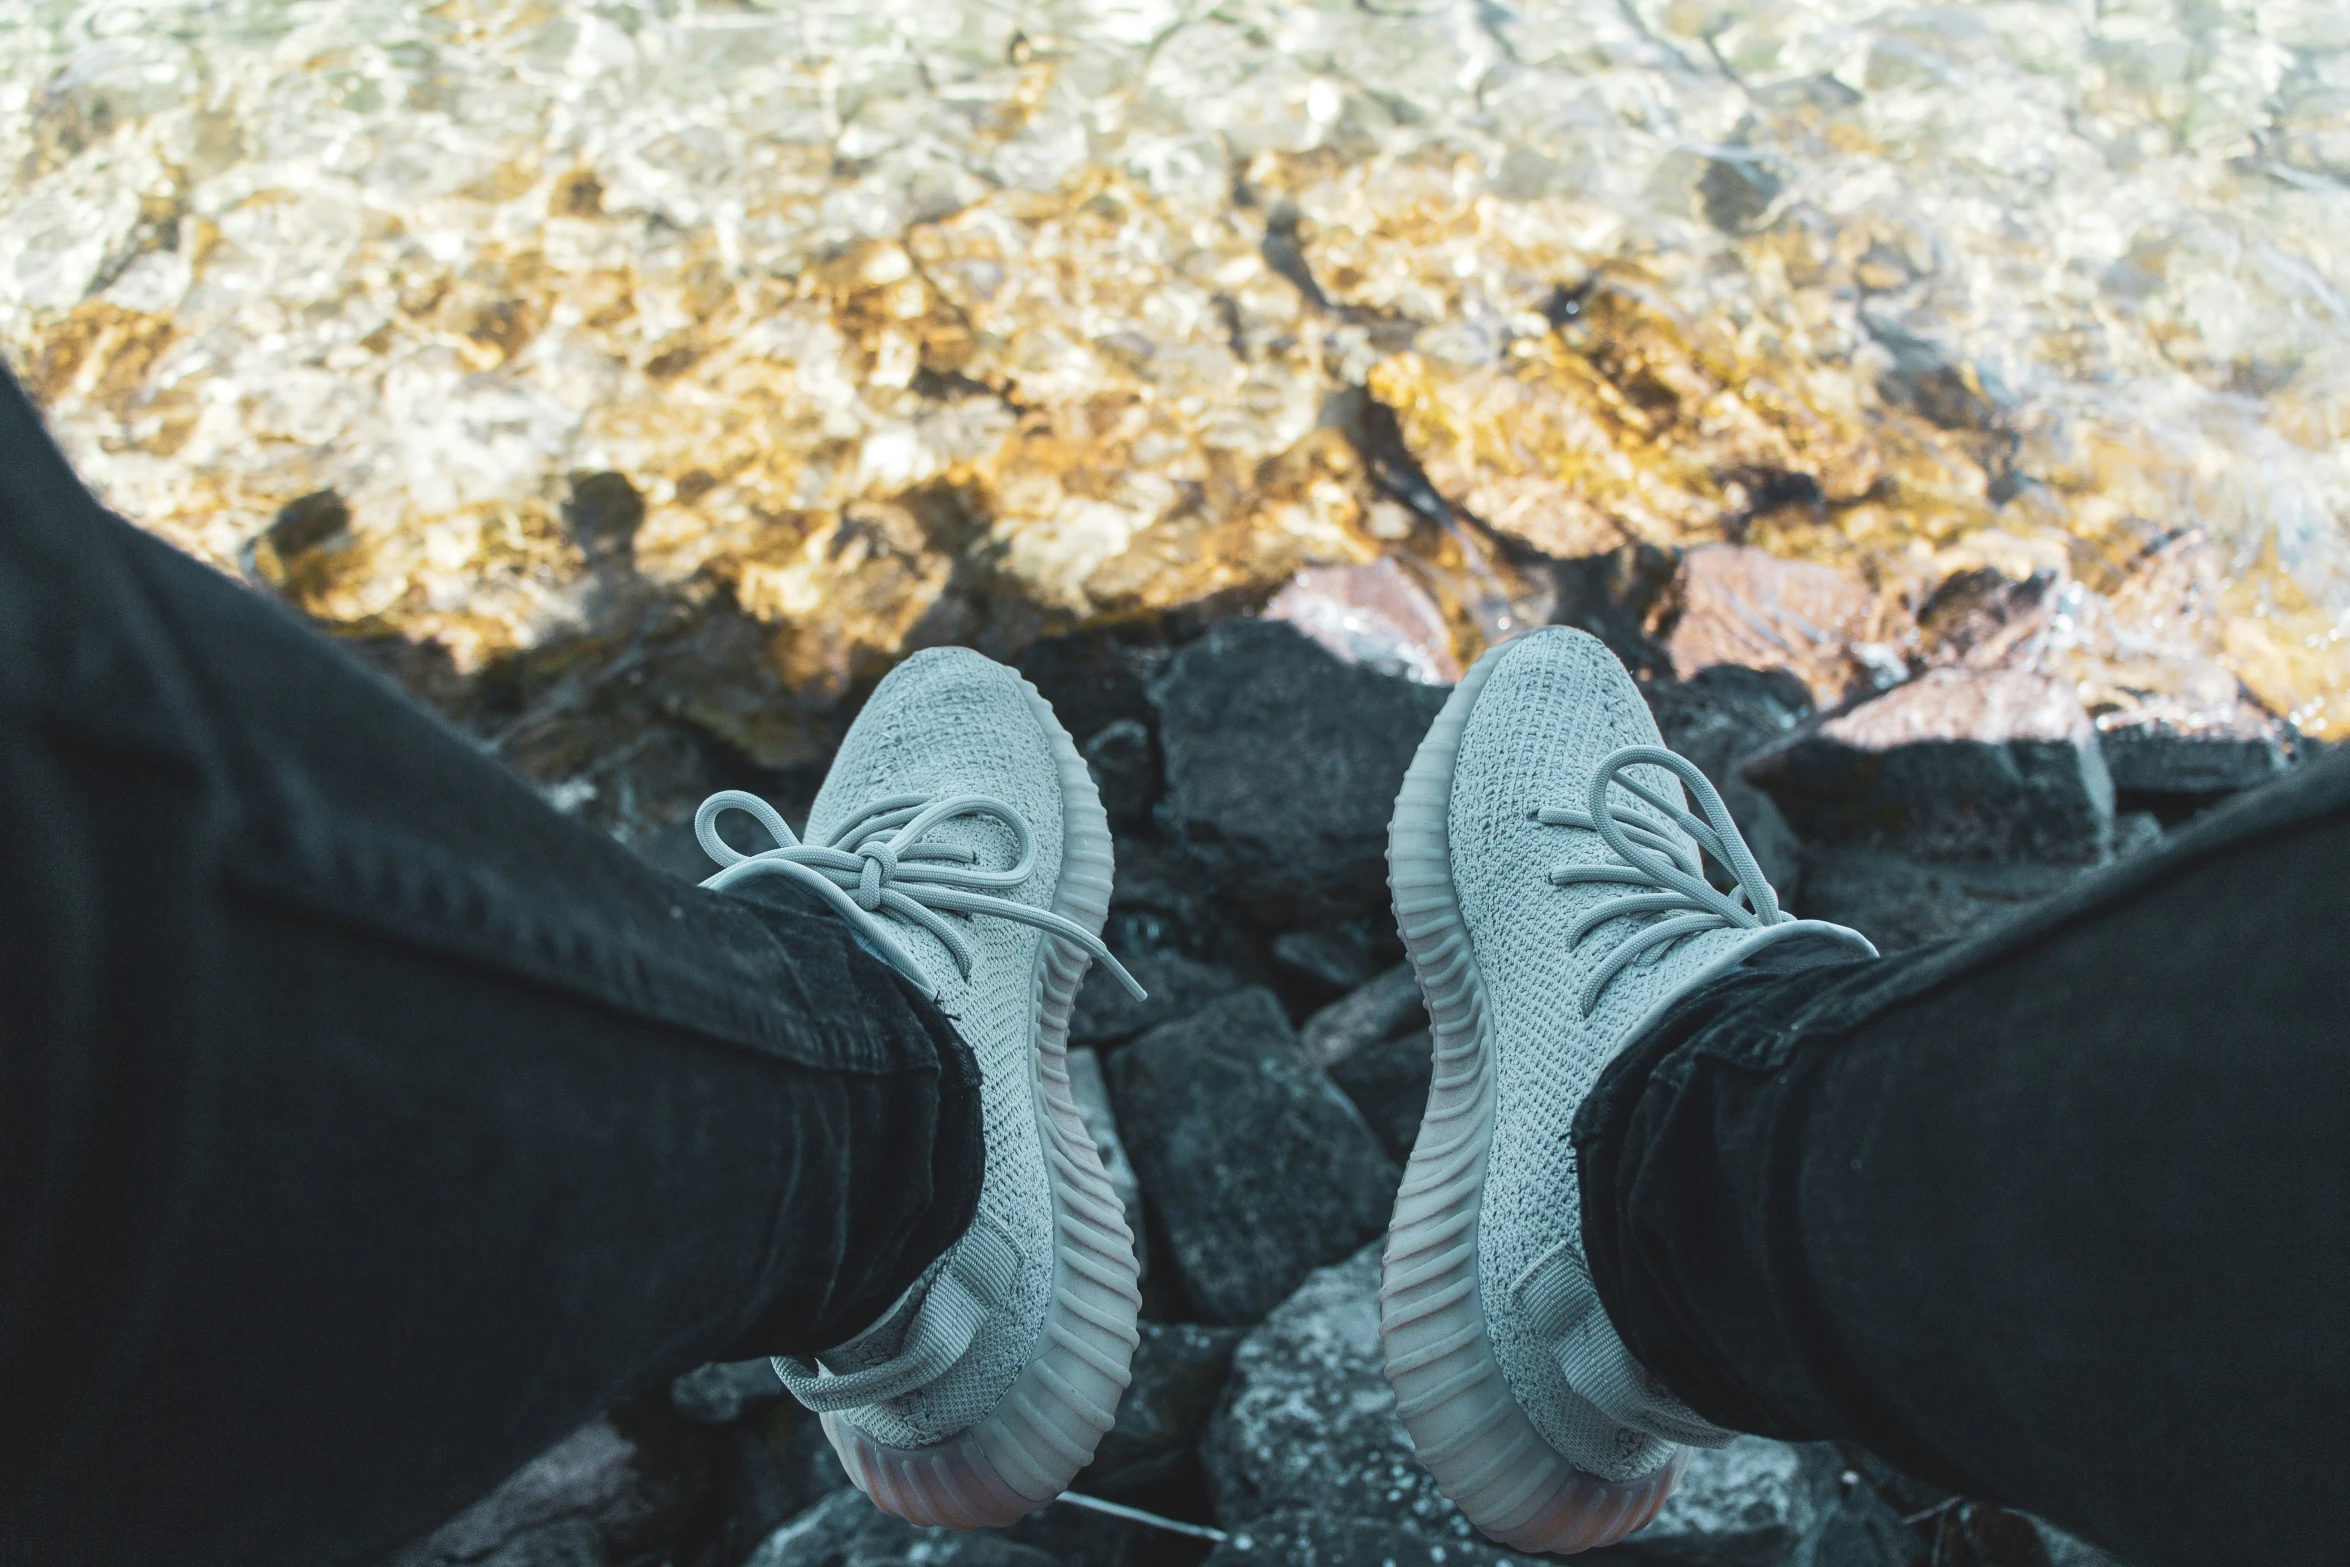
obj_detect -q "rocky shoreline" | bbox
[390,589,2306,1567]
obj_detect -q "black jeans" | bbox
[0,372,981,1565]
[1578,745,2350,1567]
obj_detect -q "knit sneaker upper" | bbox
[1446,629,1873,1478]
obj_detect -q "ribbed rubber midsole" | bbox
[825,672,1143,1531]
[1379,642,1680,1556]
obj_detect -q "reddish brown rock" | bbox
[1658,544,1913,708]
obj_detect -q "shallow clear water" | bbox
[4,0,2346,757]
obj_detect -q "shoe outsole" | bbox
[1380,638,1683,1556]
[820,667,1144,1530]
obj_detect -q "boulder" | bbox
[389,1403,716,1567]
[1263,560,1464,685]
[1076,1319,1246,1497]
[1083,718,1162,832]
[1326,1027,1433,1164]
[1645,665,1813,896]
[1795,848,2084,953]
[1298,963,1427,1070]
[1268,918,1397,999]
[1745,667,2114,866]
[1596,1437,1823,1566]
[745,1488,1060,1567]
[1070,947,1246,1049]
[1205,1246,1875,1567]
[1201,1245,1480,1544]
[1206,1511,1523,1566]
[1152,619,1450,925]
[1657,545,1909,709]
[2099,719,2286,800]
[1107,990,1398,1324]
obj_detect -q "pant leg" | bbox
[0,368,982,1566]
[1574,745,2350,1567]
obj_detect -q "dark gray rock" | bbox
[1152,619,1449,925]
[1794,1464,1930,1567]
[1108,990,1398,1324]
[1080,1320,1247,1497]
[1298,964,1426,1070]
[1698,151,1784,233]
[1202,1245,1478,1544]
[1085,717,1162,832]
[1746,667,2114,866]
[1016,627,1169,745]
[668,1357,784,1424]
[1207,1247,1862,1567]
[702,1407,853,1567]
[1646,664,1813,896]
[745,1488,1061,1567]
[1593,1438,1821,1566]
[1073,947,1248,1049]
[1327,1027,1432,1164]
[1796,847,2082,952]
[1206,1511,1522,1566]
[389,1405,716,1567]
[469,1518,605,1567]
[2099,720,2286,798]
[1001,1499,1209,1567]
[2029,1516,2135,1567]
[1269,919,1395,998]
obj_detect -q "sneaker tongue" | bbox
[817,1259,943,1373]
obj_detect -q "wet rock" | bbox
[1646,664,1814,897]
[1326,1027,1433,1165]
[1067,1046,1143,1263]
[668,1358,785,1425]
[1795,848,2082,953]
[2099,720,2287,801]
[1917,569,2056,672]
[1746,668,2115,867]
[1078,1320,1247,1498]
[1263,560,1464,685]
[1071,948,1247,1050]
[1108,990,1397,1326]
[1202,1245,1479,1544]
[745,1487,1059,1567]
[1206,1511,1520,1567]
[1698,152,1786,235]
[1298,963,1427,1070]
[1656,546,1909,711]
[1152,620,1450,926]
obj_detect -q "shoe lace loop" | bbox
[693,789,1146,1003]
[1539,744,1798,1014]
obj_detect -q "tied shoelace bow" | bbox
[694,789,1146,1004]
[1540,744,1868,1014]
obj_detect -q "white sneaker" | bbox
[1380,628,1874,1554]
[693,647,1148,1529]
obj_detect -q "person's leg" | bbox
[1577,742,2350,1567]
[0,368,980,1565]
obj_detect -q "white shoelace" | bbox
[1539,744,1870,1013]
[694,789,1145,1004]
